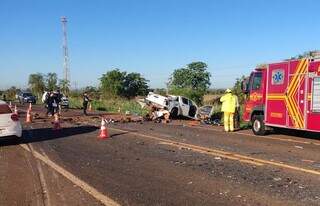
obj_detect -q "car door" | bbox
[188,100,197,118]
[180,97,190,117]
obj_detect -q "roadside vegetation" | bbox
[0,60,246,120]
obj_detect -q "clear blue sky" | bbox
[1,0,319,90]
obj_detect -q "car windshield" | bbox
[23,93,33,97]
[0,104,12,114]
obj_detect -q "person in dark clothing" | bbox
[45,91,51,115]
[53,89,62,115]
[83,92,90,115]
[47,92,55,116]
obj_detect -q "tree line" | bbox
[2,61,214,105]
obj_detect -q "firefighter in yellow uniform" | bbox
[220,89,237,132]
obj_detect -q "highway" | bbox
[1,104,320,206]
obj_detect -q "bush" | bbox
[68,96,148,116]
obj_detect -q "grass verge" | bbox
[69,97,148,116]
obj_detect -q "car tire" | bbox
[251,115,267,135]
[170,107,178,119]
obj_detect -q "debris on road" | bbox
[188,121,200,126]
[273,177,282,182]
[52,113,61,130]
[301,159,315,163]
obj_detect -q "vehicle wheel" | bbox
[251,115,267,135]
[170,108,178,119]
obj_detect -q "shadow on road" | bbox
[0,126,98,147]
[270,128,320,140]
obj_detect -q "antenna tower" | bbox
[61,16,70,83]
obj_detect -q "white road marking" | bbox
[29,144,51,206]
[20,144,120,206]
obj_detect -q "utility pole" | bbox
[61,16,70,84]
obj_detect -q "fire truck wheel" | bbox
[252,115,266,135]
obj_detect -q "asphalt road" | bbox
[1,104,320,206]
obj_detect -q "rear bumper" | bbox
[60,103,69,108]
[22,99,36,103]
[0,124,22,138]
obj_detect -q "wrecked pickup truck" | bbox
[145,92,198,119]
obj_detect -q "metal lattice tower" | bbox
[61,16,70,83]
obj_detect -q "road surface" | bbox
[1,104,320,205]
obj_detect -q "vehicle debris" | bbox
[294,145,304,149]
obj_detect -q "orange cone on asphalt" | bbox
[98,118,109,139]
[28,103,32,111]
[53,114,61,130]
[26,109,32,123]
[14,105,18,115]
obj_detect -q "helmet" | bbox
[225,89,232,93]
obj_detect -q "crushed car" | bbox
[145,92,198,119]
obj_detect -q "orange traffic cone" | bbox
[98,118,109,139]
[89,103,92,112]
[53,114,61,130]
[26,109,32,123]
[14,105,18,115]
[28,103,32,111]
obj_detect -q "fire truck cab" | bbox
[242,58,320,135]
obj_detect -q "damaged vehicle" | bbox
[197,105,222,125]
[145,92,198,119]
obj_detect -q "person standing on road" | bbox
[44,91,51,115]
[47,92,55,116]
[220,89,237,132]
[54,89,62,115]
[83,92,90,115]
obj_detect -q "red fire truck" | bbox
[242,57,320,135]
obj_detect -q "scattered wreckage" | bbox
[139,92,221,124]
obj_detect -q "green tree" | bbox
[169,61,211,104]
[100,69,126,97]
[46,72,58,91]
[289,50,320,60]
[100,69,149,98]
[84,86,100,99]
[232,75,247,105]
[28,73,46,97]
[4,86,18,100]
[154,88,167,96]
[122,72,149,98]
[59,79,70,95]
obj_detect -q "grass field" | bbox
[68,97,148,116]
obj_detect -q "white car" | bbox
[0,100,22,138]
